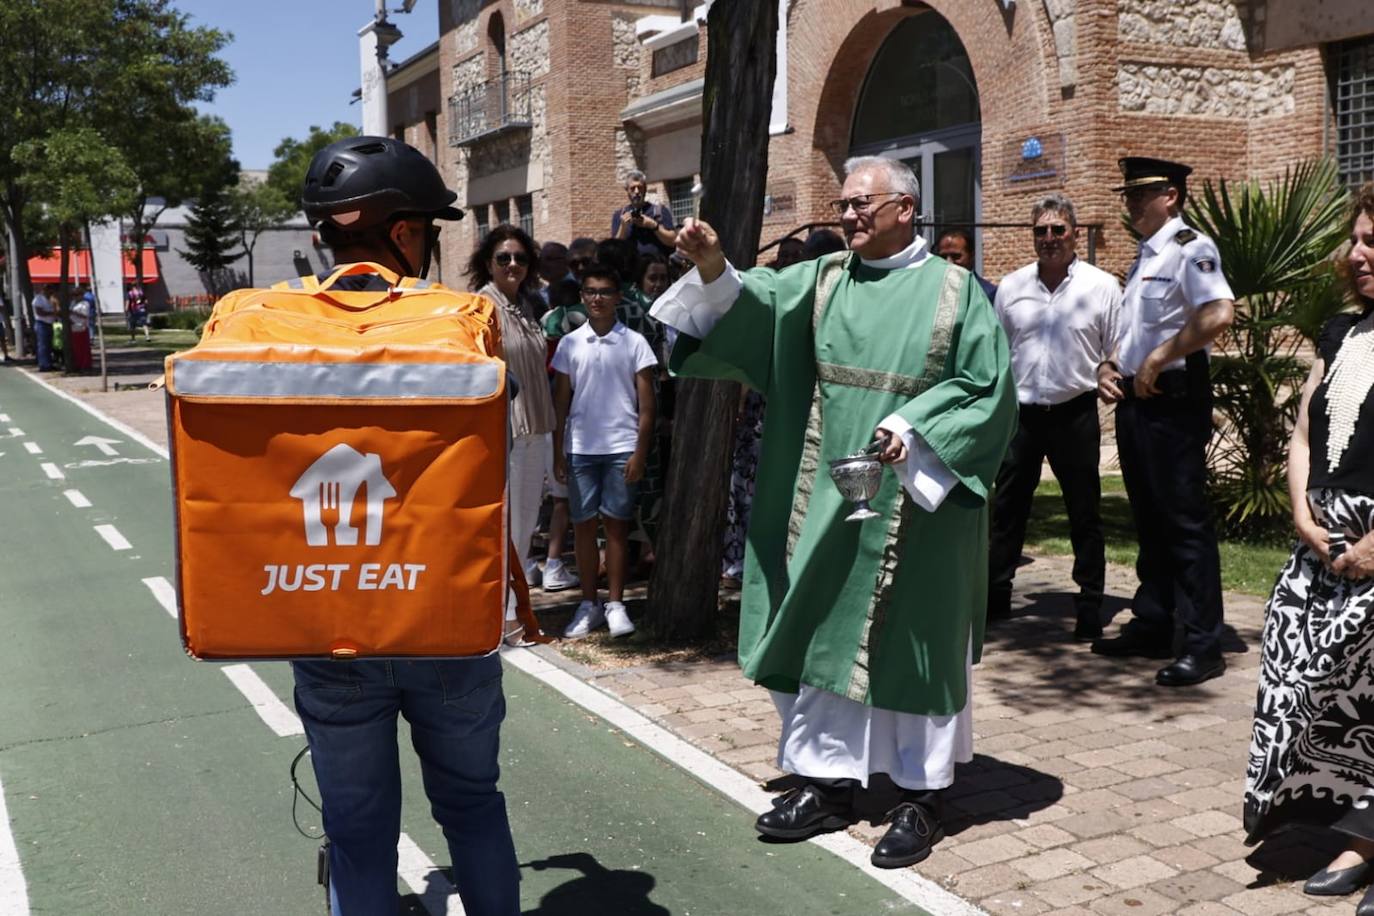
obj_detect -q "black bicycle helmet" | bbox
[301,136,462,278]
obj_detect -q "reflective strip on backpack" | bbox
[174,360,501,399]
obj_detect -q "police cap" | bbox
[1112,157,1193,194]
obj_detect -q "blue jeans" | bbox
[34,320,53,370]
[567,452,638,523]
[291,655,519,915]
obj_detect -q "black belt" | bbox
[1020,391,1096,412]
[1119,351,1210,401]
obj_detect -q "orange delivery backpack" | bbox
[164,261,544,660]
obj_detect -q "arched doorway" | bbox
[850,11,981,263]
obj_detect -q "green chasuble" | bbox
[669,252,1016,716]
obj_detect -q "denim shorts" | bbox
[567,452,637,523]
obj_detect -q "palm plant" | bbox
[1187,159,1352,538]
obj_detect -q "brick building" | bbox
[405,0,1374,284]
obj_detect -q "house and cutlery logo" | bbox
[259,443,425,595]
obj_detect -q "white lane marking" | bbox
[93,524,132,551]
[0,414,9,422]
[74,435,120,456]
[64,490,92,508]
[397,832,465,916]
[141,576,177,618]
[22,443,41,455]
[0,770,31,915]
[502,647,987,916]
[18,370,168,459]
[7,428,22,437]
[220,665,304,737]
[39,463,63,480]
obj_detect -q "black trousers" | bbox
[988,392,1105,613]
[1114,395,1224,658]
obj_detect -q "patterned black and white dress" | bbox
[1245,308,1374,845]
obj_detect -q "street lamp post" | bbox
[358,0,415,137]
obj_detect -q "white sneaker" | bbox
[604,601,635,638]
[523,560,542,588]
[543,559,580,592]
[563,600,605,639]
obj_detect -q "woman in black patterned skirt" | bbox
[1245,184,1374,912]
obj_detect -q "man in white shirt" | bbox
[988,194,1121,639]
[31,284,57,371]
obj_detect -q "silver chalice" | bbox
[827,441,887,522]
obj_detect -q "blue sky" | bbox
[181,0,440,170]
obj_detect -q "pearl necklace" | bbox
[1323,311,1374,473]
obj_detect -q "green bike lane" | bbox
[0,365,934,915]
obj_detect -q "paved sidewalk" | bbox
[30,355,1349,916]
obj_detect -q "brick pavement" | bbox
[30,354,1352,916]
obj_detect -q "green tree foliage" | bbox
[229,181,297,287]
[14,127,138,370]
[178,163,243,296]
[265,122,360,205]
[1187,159,1353,538]
[0,0,233,308]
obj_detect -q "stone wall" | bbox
[514,0,543,25]
[1043,0,1077,89]
[1118,63,1295,117]
[1118,0,1248,50]
[453,54,486,95]
[510,20,550,78]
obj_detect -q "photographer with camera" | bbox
[611,170,677,257]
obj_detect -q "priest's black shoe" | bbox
[1155,653,1226,687]
[1304,859,1373,896]
[1091,629,1172,659]
[755,783,853,841]
[871,799,944,869]
[1357,881,1374,915]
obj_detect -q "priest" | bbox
[650,156,1016,868]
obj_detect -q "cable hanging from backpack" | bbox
[290,744,325,840]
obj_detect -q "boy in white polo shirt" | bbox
[552,263,658,639]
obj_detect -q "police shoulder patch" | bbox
[1174,228,1198,245]
[1192,257,1217,273]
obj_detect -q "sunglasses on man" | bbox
[1032,224,1071,238]
[494,252,529,267]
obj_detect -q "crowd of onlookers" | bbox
[469,169,853,642]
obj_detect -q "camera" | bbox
[629,201,648,219]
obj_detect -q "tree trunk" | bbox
[647,1,779,642]
[4,186,34,359]
[58,223,75,374]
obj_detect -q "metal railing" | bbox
[762,221,1106,264]
[448,71,532,147]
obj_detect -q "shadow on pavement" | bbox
[980,585,1251,717]
[519,852,669,915]
[1243,825,1345,887]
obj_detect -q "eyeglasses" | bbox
[827,192,904,217]
[494,252,529,267]
[581,287,618,300]
[1032,224,1071,238]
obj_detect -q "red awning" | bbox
[26,249,159,284]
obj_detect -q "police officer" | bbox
[1092,157,1235,687]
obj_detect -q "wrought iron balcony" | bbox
[448,71,532,147]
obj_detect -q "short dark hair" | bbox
[802,229,846,259]
[465,223,541,293]
[579,263,621,289]
[935,228,975,251]
[549,277,582,310]
[569,237,598,257]
[596,237,638,282]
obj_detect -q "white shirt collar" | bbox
[1141,215,1185,256]
[577,319,625,342]
[858,234,930,270]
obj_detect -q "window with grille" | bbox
[474,205,490,242]
[517,194,534,235]
[493,199,510,226]
[1333,37,1374,191]
[666,177,696,226]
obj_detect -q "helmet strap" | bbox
[377,223,417,279]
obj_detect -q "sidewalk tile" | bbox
[1112,757,1183,778]
[1091,854,1178,890]
[1219,885,1307,914]
[1031,874,1113,908]
[953,833,1036,867]
[1176,905,1244,916]
[1148,868,1246,903]
[1011,847,1095,881]
[1172,810,1243,838]
[940,862,1024,897]
[1069,835,1150,865]
[1019,824,1077,849]
[1086,887,1176,915]
[981,893,1054,915]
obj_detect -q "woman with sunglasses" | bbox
[468,224,555,645]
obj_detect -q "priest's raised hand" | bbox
[675,217,727,283]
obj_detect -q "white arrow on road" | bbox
[74,435,121,457]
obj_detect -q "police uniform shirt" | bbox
[994,257,1122,406]
[1117,215,1233,376]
